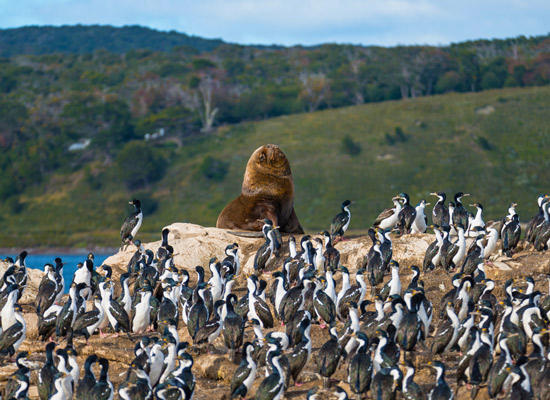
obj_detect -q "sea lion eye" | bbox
[260,153,266,162]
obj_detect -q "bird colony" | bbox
[1,192,550,400]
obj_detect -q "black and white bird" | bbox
[411,199,430,234]
[230,342,257,399]
[396,193,417,234]
[38,342,58,400]
[55,282,78,338]
[431,301,460,355]
[372,366,403,400]
[400,360,425,400]
[254,224,276,274]
[452,192,470,233]
[0,303,26,357]
[90,358,114,400]
[348,332,373,399]
[373,197,402,231]
[187,282,211,340]
[255,347,285,400]
[321,230,340,273]
[500,202,518,236]
[36,263,58,316]
[131,285,153,334]
[102,280,131,338]
[75,354,98,400]
[223,294,245,363]
[246,275,274,329]
[72,259,93,300]
[195,300,225,349]
[427,361,453,400]
[502,213,521,257]
[317,324,343,388]
[535,201,550,251]
[73,293,105,343]
[288,317,312,386]
[467,202,485,237]
[4,351,31,400]
[120,198,143,251]
[330,200,353,243]
[525,195,549,246]
[431,192,449,229]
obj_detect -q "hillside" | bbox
[0,25,226,56]
[0,85,549,248]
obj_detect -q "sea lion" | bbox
[216,144,304,233]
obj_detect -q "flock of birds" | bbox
[1,191,550,400]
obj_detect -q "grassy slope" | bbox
[2,86,550,248]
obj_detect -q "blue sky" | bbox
[2,0,550,47]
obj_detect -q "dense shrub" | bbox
[116,141,167,189]
[341,135,362,156]
[199,156,229,181]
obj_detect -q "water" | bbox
[1,253,112,292]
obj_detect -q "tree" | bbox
[299,72,331,112]
[456,49,480,91]
[0,100,28,148]
[190,74,219,133]
[435,71,462,93]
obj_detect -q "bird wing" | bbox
[446,243,459,265]
[331,212,349,236]
[0,322,23,352]
[92,381,113,400]
[254,296,274,329]
[120,211,139,240]
[109,300,130,330]
[373,207,395,227]
[73,310,101,332]
[36,280,57,315]
[195,319,221,344]
[231,364,251,394]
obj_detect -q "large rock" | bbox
[103,223,264,279]
[101,223,440,286]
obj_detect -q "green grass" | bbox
[2,86,550,248]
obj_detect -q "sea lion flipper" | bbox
[281,207,304,234]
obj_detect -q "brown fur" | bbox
[216,144,304,233]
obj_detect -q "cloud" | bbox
[1,0,550,47]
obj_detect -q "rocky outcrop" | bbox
[103,223,264,278]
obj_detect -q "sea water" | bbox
[0,253,112,293]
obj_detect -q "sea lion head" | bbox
[248,144,291,178]
[242,144,294,197]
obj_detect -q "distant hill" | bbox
[0,25,227,56]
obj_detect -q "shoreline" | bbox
[0,246,119,255]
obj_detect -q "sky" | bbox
[2,0,550,47]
